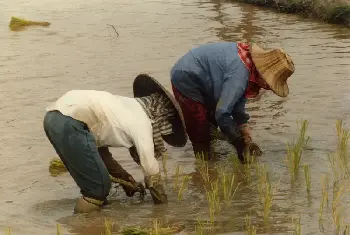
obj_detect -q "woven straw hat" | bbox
[133,74,188,147]
[250,43,295,97]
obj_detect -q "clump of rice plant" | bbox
[327,120,350,183]
[292,215,301,235]
[286,120,310,183]
[303,164,311,194]
[9,16,50,31]
[245,214,257,235]
[216,165,240,206]
[177,175,191,202]
[49,157,68,177]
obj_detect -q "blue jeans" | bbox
[43,110,111,201]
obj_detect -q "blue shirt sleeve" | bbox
[231,97,250,126]
[215,73,248,141]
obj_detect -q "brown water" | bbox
[1,0,350,234]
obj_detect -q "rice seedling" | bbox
[343,225,350,235]
[150,219,161,235]
[303,164,311,194]
[172,164,182,191]
[196,153,211,186]
[56,224,62,235]
[331,179,350,235]
[292,215,301,235]
[177,175,191,202]
[254,163,275,224]
[262,180,273,224]
[4,228,11,235]
[286,120,310,183]
[9,16,50,31]
[319,173,329,221]
[327,120,350,183]
[230,153,254,184]
[206,179,221,224]
[104,218,113,235]
[195,218,205,235]
[245,214,257,235]
[161,153,169,179]
[255,163,269,202]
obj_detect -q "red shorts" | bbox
[171,84,210,145]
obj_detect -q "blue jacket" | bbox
[170,42,250,140]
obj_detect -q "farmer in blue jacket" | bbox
[170,42,295,162]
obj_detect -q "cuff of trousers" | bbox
[83,196,104,206]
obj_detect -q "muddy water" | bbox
[1,0,350,234]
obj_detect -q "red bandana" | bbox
[237,42,271,98]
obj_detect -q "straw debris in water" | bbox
[9,16,50,31]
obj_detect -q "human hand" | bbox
[144,174,168,204]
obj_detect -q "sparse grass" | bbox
[292,215,301,235]
[177,175,191,202]
[286,120,310,183]
[233,0,350,27]
[245,214,257,235]
[303,164,311,194]
[9,16,50,31]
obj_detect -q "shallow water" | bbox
[0,0,350,234]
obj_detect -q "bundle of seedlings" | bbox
[9,16,50,31]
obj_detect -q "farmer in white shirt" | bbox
[43,74,187,213]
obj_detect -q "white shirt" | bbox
[46,90,160,176]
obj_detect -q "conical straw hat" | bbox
[250,43,295,97]
[133,74,188,147]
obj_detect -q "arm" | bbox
[215,73,248,143]
[98,147,139,197]
[132,131,167,204]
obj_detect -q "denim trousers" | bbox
[43,110,111,201]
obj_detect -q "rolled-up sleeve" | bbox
[215,73,248,140]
